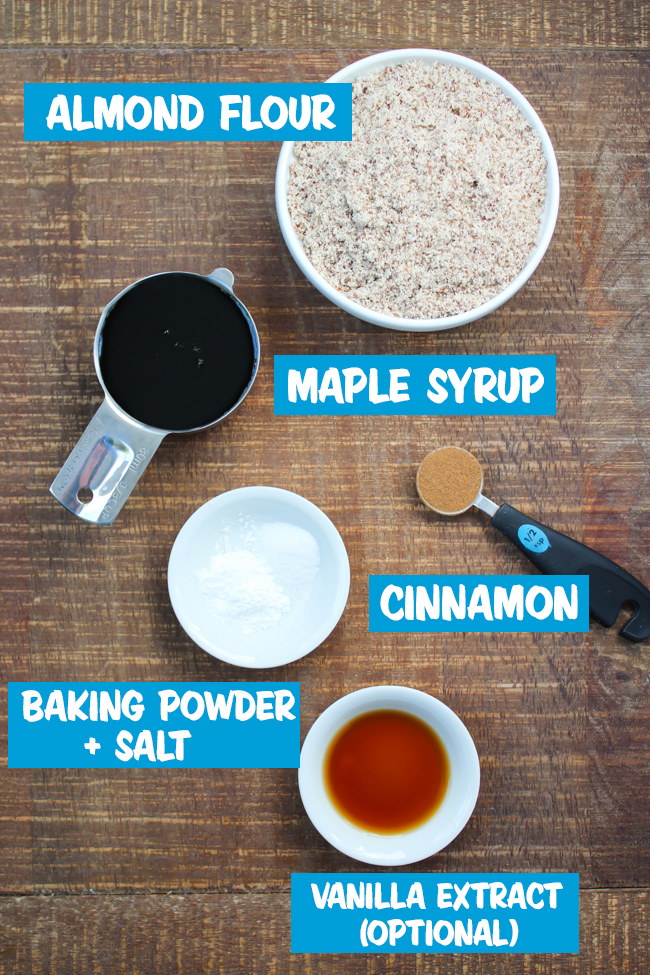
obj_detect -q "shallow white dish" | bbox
[299,685,480,865]
[276,48,560,333]
[168,486,350,668]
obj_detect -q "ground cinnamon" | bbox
[417,447,483,514]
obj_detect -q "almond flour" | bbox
[287,60,547,320]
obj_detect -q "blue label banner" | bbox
[274,355,556,416]
[369,575,589,632]
[291,873,580,953]
[8,682,300,768]
[24,84,352,141]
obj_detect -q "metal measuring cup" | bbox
[50,268,260,525]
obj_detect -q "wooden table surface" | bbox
[1,2,648,972]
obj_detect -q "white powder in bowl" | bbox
[287,60,548,320]
[196,517,321,634]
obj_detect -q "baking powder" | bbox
[196,516,321,634]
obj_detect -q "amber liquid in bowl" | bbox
[324,709,450,834]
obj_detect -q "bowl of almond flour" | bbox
[276,49,559,332]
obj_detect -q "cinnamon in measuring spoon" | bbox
[416,446,483,515]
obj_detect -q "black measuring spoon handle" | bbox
[490,504,650,643]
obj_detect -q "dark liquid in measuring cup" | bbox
[99,273,256,430]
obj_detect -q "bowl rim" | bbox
[276,47,560,333]
[167,486,351,668]
[298,685,481,864]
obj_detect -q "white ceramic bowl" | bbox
[276,48,560,332]
[299,686,480,864]
[168,487,350,668]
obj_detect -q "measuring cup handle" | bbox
[50,399,165,525]
[491,504,650,642]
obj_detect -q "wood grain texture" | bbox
[0,889,647,975]
[0,2,649,972]
[1,0,648,50]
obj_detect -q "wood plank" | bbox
[0,889,646,975]
[1,0,648,50]
[1,48,647,895]
[0,32,648,975]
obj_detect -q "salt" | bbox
[196,517,321,634]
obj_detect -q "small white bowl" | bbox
[276,48,560,332]
[168,487,350,668]
[299,686,480,865]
